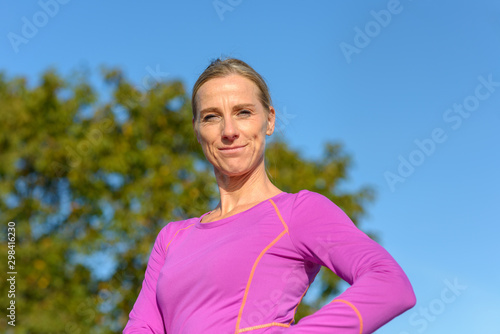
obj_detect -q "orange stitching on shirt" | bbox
[234,229,287,332]
[332,299,363,334]
[270,198,309,326]
[269,199,289,232]
[165,223,195,252]
[234,199,289,333]
[238,322,290,332]
[288,281,313,325]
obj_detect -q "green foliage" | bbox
[0,68,374,332]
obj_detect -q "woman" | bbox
[124,58,416,333]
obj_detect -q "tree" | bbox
[0,68,374,332]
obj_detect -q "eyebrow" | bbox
[232,103,256,110]
[199,107,219,115]
[199,103,256,115]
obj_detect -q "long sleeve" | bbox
[123,225,169,334]
[285,191,416,333]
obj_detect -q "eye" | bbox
[238,109,252,116]
[202,114,217,121]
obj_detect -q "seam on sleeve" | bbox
[238,322,290,332]
[165,223,195,252]
[332,299,363,334]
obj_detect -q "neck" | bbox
[213,160,281,216]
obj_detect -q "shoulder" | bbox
[163,217,198,236]
[287,190,354,228]
[291,189,342,213]
[272,189,332,207]
[154,217,198,247]
[271,190,346,219]
[293,189,330,202]
[284,190,359,262]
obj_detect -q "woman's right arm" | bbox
[123,225,169,334]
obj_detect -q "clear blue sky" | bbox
[2,0,499,332]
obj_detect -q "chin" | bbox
[216,163,254,177]
[220,168,250,177]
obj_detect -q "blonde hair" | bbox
[191,58,272,118]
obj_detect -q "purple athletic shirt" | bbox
[124,190,416,333]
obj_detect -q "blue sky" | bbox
[1,0,499,332]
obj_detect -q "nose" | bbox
[221,116,239,141]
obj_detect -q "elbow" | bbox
[401,284,417,311]
[390,274,417,314]
[402,271,417,311]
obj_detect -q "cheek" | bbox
[197,125,212,143]
[198,130,217,155]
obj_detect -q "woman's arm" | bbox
[285,191,416,333]
[123,225,169,334]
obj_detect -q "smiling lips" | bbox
[218,145,246,154]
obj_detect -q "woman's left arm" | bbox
[285,191,416,333]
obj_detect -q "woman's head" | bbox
[191,58,273,119]
[192,58,275,178]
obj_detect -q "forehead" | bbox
[195,75,259,108]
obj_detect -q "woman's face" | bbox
[193,74,275,177]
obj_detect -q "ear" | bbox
[192,117,200,143]
[266,106,276,136]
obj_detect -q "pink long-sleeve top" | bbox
[124,190,416,333]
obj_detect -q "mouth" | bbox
[218,145,247,154]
